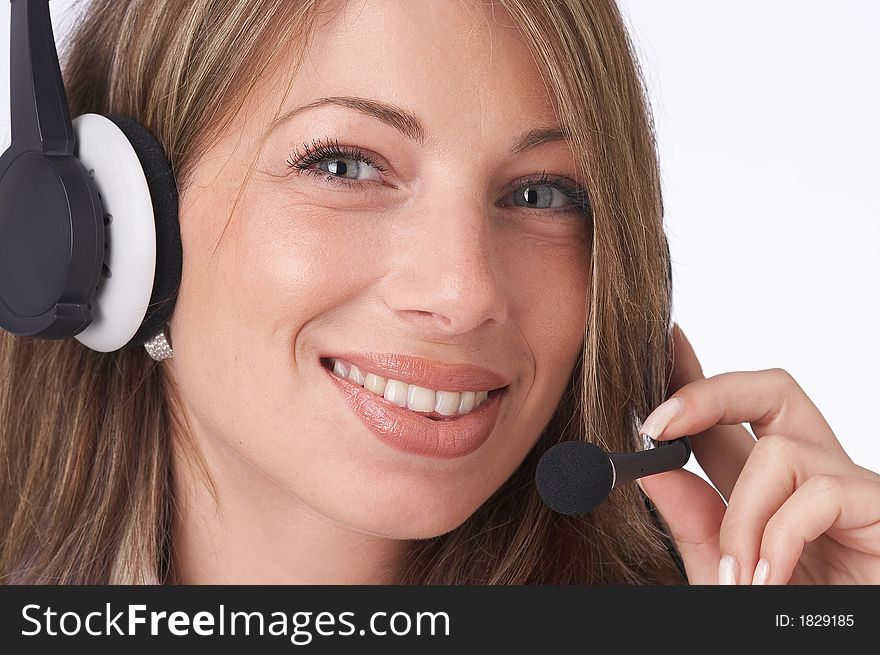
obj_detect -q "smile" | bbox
[319,353,510,458]
[322,357,494,419]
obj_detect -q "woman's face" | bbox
[168,0,591,539]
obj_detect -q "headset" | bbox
[0,0,181,351]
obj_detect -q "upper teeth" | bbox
[330,358,490,416]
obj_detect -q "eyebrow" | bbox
[268,95,570,154]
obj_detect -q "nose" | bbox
[380,186,508,338]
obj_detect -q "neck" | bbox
[169,439,410,585]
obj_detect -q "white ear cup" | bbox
[72,113,157,352]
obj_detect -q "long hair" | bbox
[0,0,684,584]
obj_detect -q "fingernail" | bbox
[718,554,739,585]
[752,558,770,585]
[639,396,684,439]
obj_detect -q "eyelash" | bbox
[284,136,592,216]
[286,137,389,183]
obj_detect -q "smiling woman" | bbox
[0,0,682,584]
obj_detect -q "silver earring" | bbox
[144,326,174,361]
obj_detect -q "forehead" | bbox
[265,0,560,146]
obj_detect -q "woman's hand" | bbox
[637,324,880,584]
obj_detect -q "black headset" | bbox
[0,0,181,351]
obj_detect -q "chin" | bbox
[318,482,483,541]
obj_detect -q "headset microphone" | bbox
[535,436,692,515]
[0,0,181,351]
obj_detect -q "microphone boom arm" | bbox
[608,436,692,489]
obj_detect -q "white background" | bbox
[2,1,878,478]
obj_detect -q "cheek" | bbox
[167,192,386,464]
[234,201,383,336]
[504,236,590,366]
[182,191,355,345]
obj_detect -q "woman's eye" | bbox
[312,156,383,183]
[507,183,575,210]
[287,140,591,217]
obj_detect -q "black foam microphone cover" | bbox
[535,441,612,516]
[535,437,692,516]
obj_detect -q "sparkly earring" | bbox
[144,326,174,361]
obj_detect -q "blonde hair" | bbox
[0,0,684,584]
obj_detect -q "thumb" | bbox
[638,469,726,584]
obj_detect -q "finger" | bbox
[656,324,757,500]
[758,475,880,584]
[649,367,841,449]
[719,435,871,584]
[638,468,726,584]
[687,428,755,503]
[640,366,845,503]
[717,435,844,583]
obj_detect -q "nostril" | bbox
[404,310,451,328]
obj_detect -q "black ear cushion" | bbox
[100,113,182,348]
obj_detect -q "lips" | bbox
[320,353,509,458]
